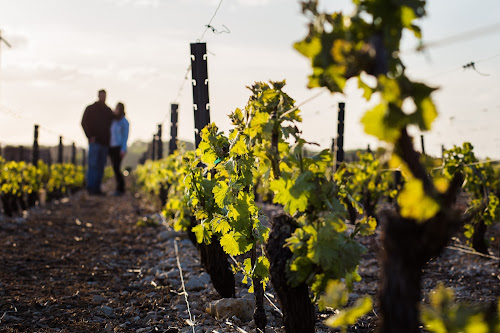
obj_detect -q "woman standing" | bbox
[109,102,129,195]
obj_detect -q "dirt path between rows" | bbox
[0,188,172,333]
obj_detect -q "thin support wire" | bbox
[160,0,226,124]
[379,159,500,173]
[446,245,500,261]
[174,239,196,333]
[205,24,230,35]
[462,61,490,76]
[264,293,283,317]
[404,22,500,54]
[280,89,327,119]
[224,319,248,333]
[425,52,500,80]
[0,103,80,143]
[160,70,326,128]
[162,64,192,124]
[198,0,225,42]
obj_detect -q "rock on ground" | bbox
[206,297,255,322]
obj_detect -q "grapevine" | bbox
[0,157,85,216]
[293,0,492,331]
[442,142,499,254]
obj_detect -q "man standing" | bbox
[81,89,113,195]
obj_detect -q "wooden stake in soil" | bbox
[82,149,86,168]
[191,42,211,148]
[188,42,235,299]
[169,104,179,155]
[335,102,345,166]
[157,124,163,159]
[32,124,39,164]
[58,136,63,164]
[151,135,157,161]
[71,142,76,165]
[420,134,426,155]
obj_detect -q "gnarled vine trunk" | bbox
[251,247,267,332]
[1,195,13,217]
[27,192,38,208]
[361,188,374,217]
[159,183,170,207]
[472,218,488,254]
[10,195,20,215]
[187,217,235,298]
[377,129,467,333]
[378,208,468,332]
[266,214,315,333]
[18,195,27,211]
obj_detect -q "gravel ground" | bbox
[0,183,498,332]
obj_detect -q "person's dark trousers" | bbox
[87,142,109,194]
[109,146,125,193]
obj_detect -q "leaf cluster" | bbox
[0,158,83,197]
[334,151,392,227]
[442,143,500,240]
[421,284,500,333]
[319,280,373,332]
[135,147,194,231]
[184,123,270,289]
[230,82,366,297]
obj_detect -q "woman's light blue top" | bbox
[110,117,129,153]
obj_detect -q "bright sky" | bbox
[1,0,499,159]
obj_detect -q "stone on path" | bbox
[158,229,177,241]
[206,297,255,322]
[97,305,115,317]
[185,272,211,291]
[92,294,107,304]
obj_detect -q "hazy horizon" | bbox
[1,0,500,159]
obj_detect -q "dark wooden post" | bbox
[189,44,236,310]
[71,142,76,165]
[157,124,163,159]
[441,145,445,159]
[335,102,345,166]
[420,135,426,155]
[169,103,179,155]
[191,42,211,148]
[18,145,24,162]
[82,149,86,167]
[33,124,39,164]
[58,136,63,164]
[151,135,157,160]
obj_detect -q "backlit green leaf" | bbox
[400,6,417,28]
[398,178,439,222]
[213,182,229,208]
[294,36,322,58]
[361,104,401,143]
[325,296,373,328]
[230,136,248,156]
[220,232,253,256]
[358,77,373,100]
